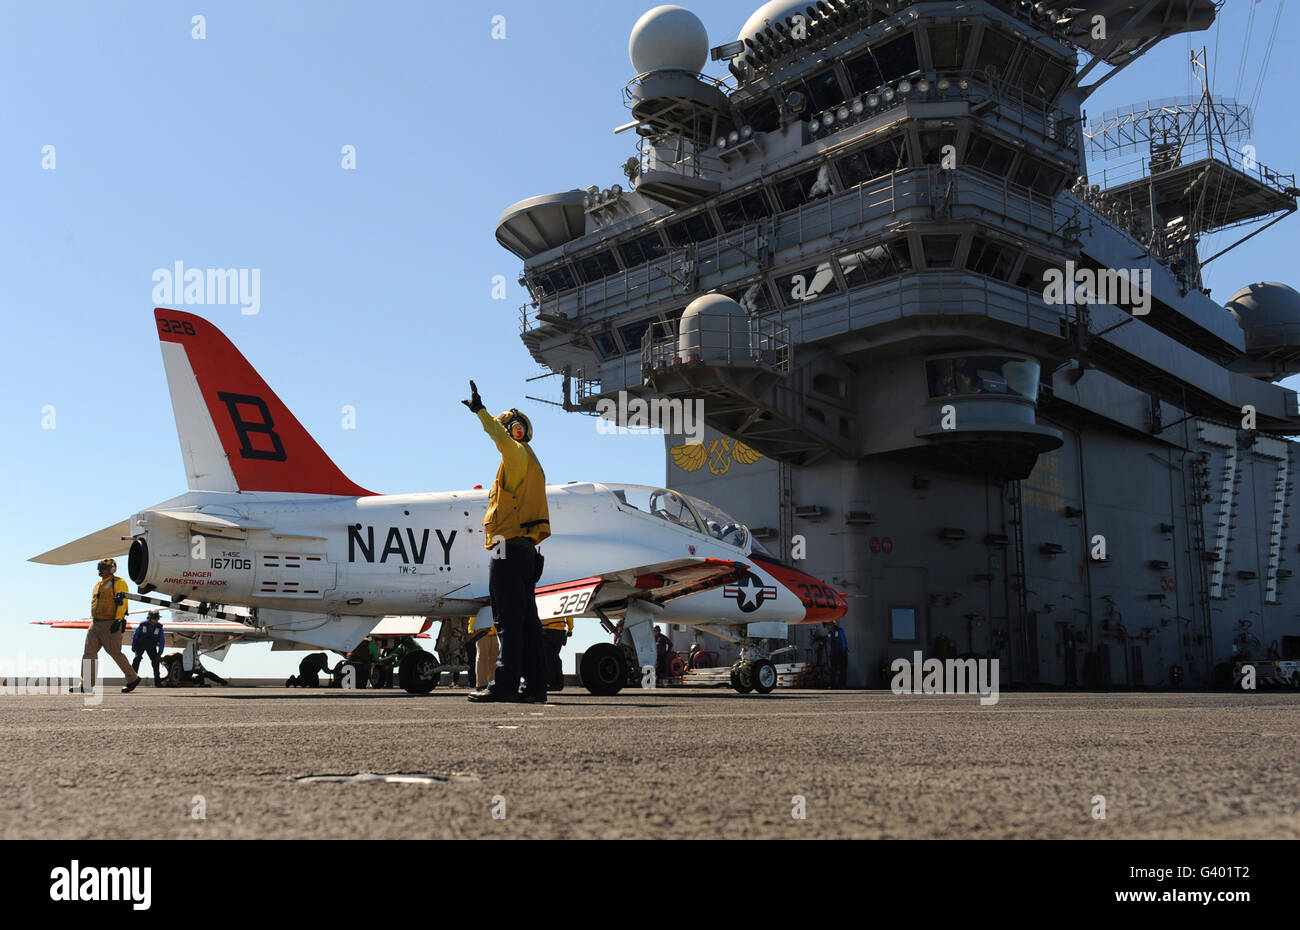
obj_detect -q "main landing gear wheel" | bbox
[580,642,628,696]
[751,659,777,694]
[163,654,183,685]
[399,651,439,695]
[730,662,754,694]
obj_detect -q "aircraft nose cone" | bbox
[804,587,848,623]
[748,556,848,623]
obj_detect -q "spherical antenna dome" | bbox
[629,5,709,75]
[682,293,747,322]
[737,0,810,44]
[1226,282,1300,325]
[678,294,749,363]
[1226,282,1300,351]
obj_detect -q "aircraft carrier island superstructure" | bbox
[495,1,1300,688]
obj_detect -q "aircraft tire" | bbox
[580,643,627,696]
[163,654,183,686]
[752,659,777,694]
[730,662,754,694]
[399,650,439,695]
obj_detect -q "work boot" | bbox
[121,678,140,694]
[467,688,509,703]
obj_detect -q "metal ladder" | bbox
[1008,480,1030,681]
[778,461,793,562]
[1182,453,1214,676]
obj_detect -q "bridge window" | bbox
[1016,49,1070,101]
[966,235,1017,281]
[926,355,1041,400]
[742,96,781,134]
[796,67,847,113]
[617,318,657,354]
[726,280,776,315]
[531,265,576,296]
[965,134,1016,175]
[618,232,667,267]
[845,49,882,94]
[846,34,919,94]
[1014,159,1065,196]
[575,249,620,284]
[838,239,912,287]
[836,136,909,186]
[919,130,959,166]
[975,28,1019,80]
[775,262,841,306]
[920,235,960,268]
[591,331,618,360]
[929,23,970,70]
[665,212,717,247]
[774,164,836,210]
[1016,254,1054,290]
[716,189,772,232]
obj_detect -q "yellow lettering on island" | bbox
[1024,454,1067,512]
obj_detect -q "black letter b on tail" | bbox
[217,392,287,462]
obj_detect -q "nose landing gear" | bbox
[730,657,778,694]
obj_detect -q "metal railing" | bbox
[573,377,602,407]
[1090,137,1296,196]
[640,313,791,376]
[520,163,1068,337]
[622,69,735,106]
[636,134,724,183]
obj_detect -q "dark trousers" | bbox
[132,646,162,681]
[488,540,546,698]
[830,651,848,689]
[542,629,566,691]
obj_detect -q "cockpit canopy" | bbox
[603,484,753,551]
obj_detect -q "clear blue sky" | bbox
[2,0,1296,679]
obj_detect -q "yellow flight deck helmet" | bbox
[497,409,533,443]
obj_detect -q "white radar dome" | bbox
[678,293,748,364]
[629,5,709,75]
[737,0,810,45]
[1226,282,1300,352]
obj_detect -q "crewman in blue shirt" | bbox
[826,620,848,689]
[131,611,166,687]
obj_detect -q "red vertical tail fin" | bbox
[154,308,375,496]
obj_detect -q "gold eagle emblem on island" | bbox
[670,438,764,476]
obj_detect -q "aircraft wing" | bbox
[30,509,276,567]
[32,616,263,637]
[29,520,132,566]
[534,557,750,620]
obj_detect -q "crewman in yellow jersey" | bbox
[541,615,573,691]
[461,380,550,703]
[72,558,142,694]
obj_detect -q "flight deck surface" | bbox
[3,688,1295,840]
